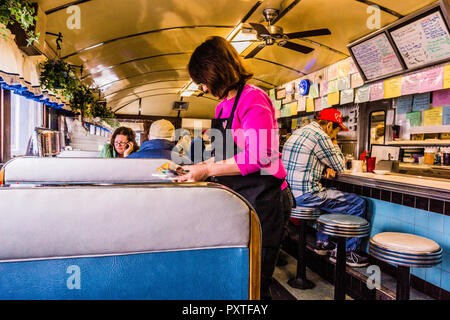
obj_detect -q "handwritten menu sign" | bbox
[412,92,431,112]
[443,106,450,125]
[350,33,403,80]
[390,10,450,69]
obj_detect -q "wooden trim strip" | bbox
[249,209,261,300]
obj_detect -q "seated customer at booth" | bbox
[282,108,368,267]
[127,119,190,165]
[99,126,139,158]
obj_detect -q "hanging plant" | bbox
[70,84,95,121]
[39,59,79,99]
[90,99,118,128]
[0,0,39,46]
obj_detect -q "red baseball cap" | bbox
[317,108,348,131]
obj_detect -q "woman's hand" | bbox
[124,142,134,157]
[176,163,210,182]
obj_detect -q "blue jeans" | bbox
[295,189,367,252]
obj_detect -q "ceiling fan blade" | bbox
[285,28,331,39]
[244,44,265,59]
[249,23,271,37]
[278,41,314,54]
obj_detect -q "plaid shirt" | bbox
[282,121,345,198]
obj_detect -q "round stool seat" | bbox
[369,232,442,268]
[317,214,370,238]
[291,207,321,220]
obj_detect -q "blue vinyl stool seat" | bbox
[288,207,321,290]
[369,232,442,300]
[317,214,370,300]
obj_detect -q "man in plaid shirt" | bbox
[282,108,368,267]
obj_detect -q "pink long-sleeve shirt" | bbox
[215,84,288,190]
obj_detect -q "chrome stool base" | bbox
[317,214,370,300]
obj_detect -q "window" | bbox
[10,93,44,157]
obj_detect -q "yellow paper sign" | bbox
[306,98,315,112]
[327,91,340,105]
[337,60,349,78]
[290,101,298,116]
[423,107,443,126]
[384,77,402,99]
[444,64,450,89]
[291,118,298,130]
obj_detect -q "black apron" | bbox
[210,85,285,248]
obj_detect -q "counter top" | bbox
[332,171,450,201]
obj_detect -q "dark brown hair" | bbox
[188,36,253,99]
[109,126,139,155]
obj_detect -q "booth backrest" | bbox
[57,150,100,158]
[2,157,178,184]
[0,184,260,300]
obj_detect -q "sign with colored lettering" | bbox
[306,97,315,112]
[443,106,450,125]
[328,63,338,81]
[297,96,306,112]
[406,111,421,127]
[355,85,370,103]
[337,76,351,91]
[412,92,430,112]
[423,107,443,126]
[384,77,402,98]
[309,83,320,98]
[269,89,282,110]
[322,96,329,109]
[327,91,340,105]
[432,88,450,107]
[351,72,364,88]
[337,60,349,78]
[320,81,328,96]
[444,64,450,89]
[350,33,403,80]
[290,101,298,116]
[328,79,338,93]
[314,97,322,111]
[370,81,384,101]
[348,58,358,74]
[418,67,444,93]
[401,72,421,96]
[390,10,450,69]
[340,89,354,105]
[397,95,413,114]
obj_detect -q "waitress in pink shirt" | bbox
[178,36,292,299]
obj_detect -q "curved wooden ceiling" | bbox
[37,0,437,118]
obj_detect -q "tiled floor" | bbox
[272,250,352,300]
[271,250,434,300]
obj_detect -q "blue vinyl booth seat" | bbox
[0,158,262,300]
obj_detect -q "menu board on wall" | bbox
[389,9,450,69]
[349,33,404,81]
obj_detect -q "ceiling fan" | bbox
[243,8,331,59]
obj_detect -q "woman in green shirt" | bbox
[99,127,139,158]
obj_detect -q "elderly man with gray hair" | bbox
[127,119,190,165]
